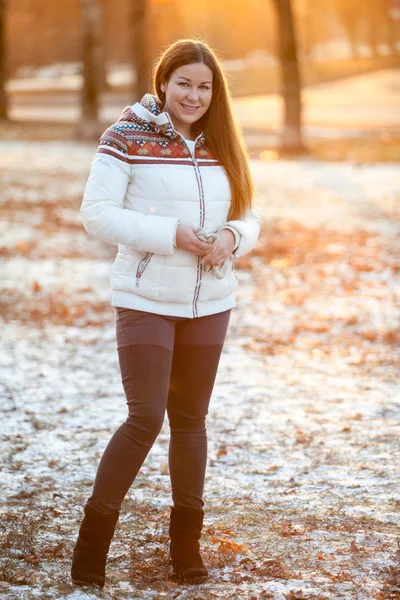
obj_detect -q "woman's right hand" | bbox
[175,225,212,256]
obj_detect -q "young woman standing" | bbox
[71,38,260,588]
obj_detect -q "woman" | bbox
[71,38,261,588]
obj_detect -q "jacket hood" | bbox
[117,93,206,145]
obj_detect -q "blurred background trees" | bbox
[333,0,398,58]
[0,0,7,119]
[77,0,103,139]
[3,0,398,77]
[0,0,399,145]
[272,0,304,152]
[131,0,151,102]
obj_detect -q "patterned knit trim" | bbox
[98,93,209,162]
[140,93,163,115]
[116,93,206,148]
[97,147,218,166]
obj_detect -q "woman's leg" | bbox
[166,309,231,510]
[86,309,176,514]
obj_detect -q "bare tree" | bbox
[0,0,8,120]
[132,0,152,101]
[272,0,305,152]
[365,0,399,56]
[333,0,399,58]
[333,0,360,58]
[76,0,103,140]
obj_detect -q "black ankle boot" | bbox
[71,504,119,588]
[168,505,208,584]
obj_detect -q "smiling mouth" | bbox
[180,104,200,112]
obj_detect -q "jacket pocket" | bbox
[135,252,153,288]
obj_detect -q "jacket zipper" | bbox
[165,121,205,317]
[191,154,206,318]
[160,114,207,317]
[136,252,153,288]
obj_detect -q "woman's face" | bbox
[160,62,213,138]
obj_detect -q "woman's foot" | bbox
[168,505,208,584]
[71,504,119,588]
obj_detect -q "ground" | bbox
[0,136,399,600]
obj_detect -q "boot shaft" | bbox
[71,504,120,588]
[168,505,208,583]
[168,506,204,541]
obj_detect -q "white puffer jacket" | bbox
[80,94,261,318]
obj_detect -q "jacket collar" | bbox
[118,93,206,146]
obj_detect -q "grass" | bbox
[250,135,400,163]
[235,218,400,373]
[1,117,398,599]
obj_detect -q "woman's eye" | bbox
[178,83,209,90]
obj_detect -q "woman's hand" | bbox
[200,229,236,269]
[175,224,213,256]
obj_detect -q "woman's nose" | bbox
[186,88,199,102]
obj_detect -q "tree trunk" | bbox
[384,0,399,55]
[76,0,103,140]
[302,0,313,63]
[132,0,152,101]
[366,0,382,57]
[272,0,305,153]
[333,0,360,58]
[96,1,108,91]
[0,0,8,120]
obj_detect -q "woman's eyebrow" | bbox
[177,76,212,84]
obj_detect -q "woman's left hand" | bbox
[200,229,236,269]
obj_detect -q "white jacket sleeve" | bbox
[80,152,179,256]
[218,206,261,258]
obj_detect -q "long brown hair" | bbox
[152,38,256,221]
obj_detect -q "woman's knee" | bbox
[168,410,206,433]
[123,410,165,444]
